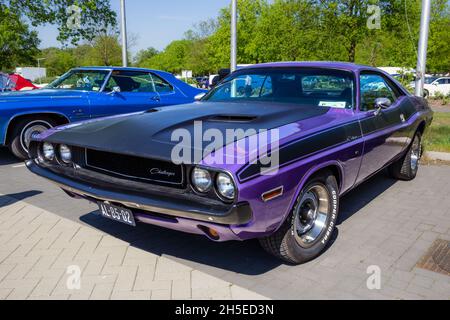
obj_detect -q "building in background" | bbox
[15,67,47,82]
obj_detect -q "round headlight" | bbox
[59,144,72,164]
[42,142,55,161]
[216,173,236,200]
[191,168,212,193]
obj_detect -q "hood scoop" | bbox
[207,115,257,123]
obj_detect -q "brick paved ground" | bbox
[0,194,267,300]
[0,148,449,299]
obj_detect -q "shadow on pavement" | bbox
[0,191,43,208]
[80,211,282,275]
[78,171,397,275]
[0,148,20,166]
[338,169,397,224]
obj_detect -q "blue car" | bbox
[0,67,206,159]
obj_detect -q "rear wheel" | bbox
[389,132,422,181]
[8,117,57,160]
[259,170,339,264]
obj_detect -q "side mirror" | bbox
[108,86,121,95]
[194,93,206,101]
[373,97,391,115]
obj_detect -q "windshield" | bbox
[424,77,438,84]
[47,70,109,91]
[203,68,355,109]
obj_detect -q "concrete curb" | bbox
[424,151,450,162]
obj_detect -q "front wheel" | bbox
[259,170,339,264]
[8,117,57,160]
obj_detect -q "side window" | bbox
[436,78,447,85]
[104,71,156,93]
[260,76,273,96]
[150,74,173,93]
[360,74,397,111]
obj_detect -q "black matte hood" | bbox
[44,102,329,162]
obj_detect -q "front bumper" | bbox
[26,160,253,227]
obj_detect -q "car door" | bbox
[89,70,162,118]
[356,71,412,183]
[150,72,193,106]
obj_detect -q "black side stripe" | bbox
[237,102,417,182]
[238,121,362,181]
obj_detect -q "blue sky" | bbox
[36,0,231,54]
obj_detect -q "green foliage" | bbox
[23,0,450,76]
[39,34,123,77]
[142,0,450,75]
[6,0,117,44]
[423,112,450,153]
[1,0,116,71]
[39,47,77,76]
[0,5,40,71]
[139,40,191,74]
[133,47,159,67]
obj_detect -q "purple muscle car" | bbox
[26,62,433,264]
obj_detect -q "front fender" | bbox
[0,110,71,145]
[275,160,344,232]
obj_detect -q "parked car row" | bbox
[0,67,206,159]
[0,73,38,92]
[12,62,433,264]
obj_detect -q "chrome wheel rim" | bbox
[20,121,52,152]
[410,136,421,172]
[294,184,330,248]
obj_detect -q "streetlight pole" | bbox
[37,58,46,85]
[415,0,431,97]
[120,0,128,67]
[230,0,237,72]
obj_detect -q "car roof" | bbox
[72,66,171,75]
[242,61,381,73]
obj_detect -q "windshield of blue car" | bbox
[47,70,110,91]
[203,68,355,109]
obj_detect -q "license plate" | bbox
[98,202,136,227]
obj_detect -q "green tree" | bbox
[4,0,116,44]
[87,33,123,66]
[141,40,191,74]
[251,0,323,62]
[39,47,77,76]
[114,0,450,75]
[0,5,40,71]
[206,0,267,70]
[134,47,159,67]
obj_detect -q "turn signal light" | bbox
[262,186,284,202]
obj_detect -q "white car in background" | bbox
[423,77,450,97]
[411,76,450,98]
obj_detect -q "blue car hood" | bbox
[0,89,86,103]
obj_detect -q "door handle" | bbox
[72,108,84,114]
[151,96,161,102]
[400,114,406,123]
